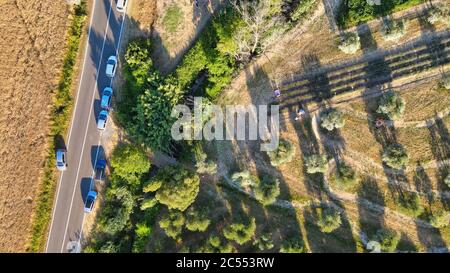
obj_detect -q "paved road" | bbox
[46,0,126,253]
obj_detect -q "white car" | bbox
[97,110,109,130]
[105,56,117,78]
[56,149,67,171]
[116,0,128,13]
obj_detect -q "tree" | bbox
[429,210,450,228]
[100,186,134,235]
[382,144,409,170]
[195,146,217,175]
[305,154,328,174]
[320,109,345,131]
[185,208,211,232]
[231,170,259,187]
[395,191,423,217]
[253,232,274,251]
[427,5,450,26]
[267,139,296,166]
[374,229,400,253]
[331,164,360,191]
[159,210,185,240]
[140,197,158,210]
[110,144,151,184]
[280,236,305,253]
[132,222,152,253]
[230,0,284,61]
[252,176,280,206]
[98,241,120,253]
[338,32,360,54]
[154,166,200,211]
[315,206,342,233]
[381,19,407,41]
[223,217,256,245]
[445,174,450,188]
[197,235,234,253]
[143,179,162,193]
[377,91,405,120]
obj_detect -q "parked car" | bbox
[116,0,128,13]
[84,190,98,213]
[100,87,113,109]
[97,110,109,130]
[56,149,67,171]
[105,56,117,78]
[94,159,107,182]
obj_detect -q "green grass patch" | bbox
[27,2,88,252]
[337,0,424,28]
[163,4,184,33]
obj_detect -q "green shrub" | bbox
[223,217,256,245]
[382,144,409,170]
[338,32,360,54]
[163,4,184,33]
[429,210,450,228]
[110,144,151,184]
[315,206,342,233]
[185,208,211,232]
[331,164,360,191]
[305,154,328,174]
[289,0,317,22]
[252,176,280,206]
[375,228,400,253]
[320,109,345,131]
[132,222,152,253]
[267,139,296,166]
[445,174,450,188]
[143,179,163,193]
[195,145,217,175]
[159,210,185,240]
[280,236,306,253]
[381,19,407,41]
[98,241,120,253]
[197,235,234,253]
[140,197,159,210]
[253,232,274,251]
[231,170,259,187]
[395,191,424,217]
[154,166,200,211]
[377,91,405,120]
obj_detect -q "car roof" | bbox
[101,94,110,107]
[108,56,117,62]
[56,150,65,161]
[87,190,97,198]
[106,64,114,75]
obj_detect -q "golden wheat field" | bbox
[0,0,70,252]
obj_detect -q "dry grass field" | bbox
[0,0,70,252]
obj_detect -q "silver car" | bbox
[56,149,67,171]
[97,110,109,130]
[105,56,117,78]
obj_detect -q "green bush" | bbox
[154,166,200,211]
[377,91,405,120]
[279,236,306,253]
[159,210,185,240]
[338,32,360,54]
[197,235,234,253]
[253,232,274,251]
[331,164,360,191]
[185,208,211,232]
[445,174,450,188]
[315,206,342,233]
[381,19,407,41]
[140,197,159,210]
[429,210,450,228]
[374,228,400,253]
[98,241,120,253]
[320,109,345,131]
[252,176,280,206]
[110,144,151,185]
[289,0,317,22]
[382,144,409,170]
[223,217,256,245]
[305,154,328,174]
[143,179,163,193]
[395,191,424,217]
[132,222,152,253]
[231,170,259,187]
[195,145,217,175]
[267,139,296,166]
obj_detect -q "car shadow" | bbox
[80,177,93,204]
[91,145,105,170]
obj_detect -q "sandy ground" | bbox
[0,0,70,252]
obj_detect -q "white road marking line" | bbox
[45,0,98,253]
[75,7,128,251]
[59,1,114,253]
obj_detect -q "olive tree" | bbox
[252,176,280,206]
[305,154,328,174]
[197,235,234,253]
[154,166,200,211]
[381,19,407,42]
[377,91,405,120]
[320,109,345,131]
[382,144,409,170]
[429,210,450,228]
[331,164,360,191]
[338,32,360,54]
[267,139,296,166]
[253,232,274,251]
[315,206,342,233]
[374,229,400,253]
[185,208,211,232]
[231,170,259,187]
[223,217,256,245]
[279,236,306,253]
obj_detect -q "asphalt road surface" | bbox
[46,0,126,253]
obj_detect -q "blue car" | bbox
[84,190,98,213]
[101,87,113,109]
[97,110,109,130]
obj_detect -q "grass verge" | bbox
[27,1,88,252]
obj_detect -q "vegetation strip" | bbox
[27,2,88,252]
